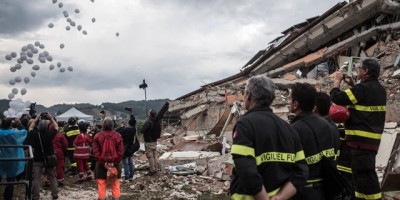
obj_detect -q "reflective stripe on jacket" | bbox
[331,78,386,150]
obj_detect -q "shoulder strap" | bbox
[37,131,47,160]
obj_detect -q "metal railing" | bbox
[0,145,33,200]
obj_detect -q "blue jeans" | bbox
[122,156,134,180]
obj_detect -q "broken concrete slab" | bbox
[159,151,220,172]
[385,122,398,129]
[376,131,399,168]
[393,69,400,78]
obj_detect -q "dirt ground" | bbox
[2,169,230,200]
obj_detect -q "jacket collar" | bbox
[244,106,272,116]
[290,111,314,123]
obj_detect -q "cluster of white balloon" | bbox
[3,98,31,118]
[4,40,74,100]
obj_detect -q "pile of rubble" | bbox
[157,0,400,198]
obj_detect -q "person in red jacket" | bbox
[51,124,68,186]
[73,120,93,183]
[92,117,124,200]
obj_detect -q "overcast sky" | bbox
[0,0,342,107]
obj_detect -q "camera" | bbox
[125,107,132,112]
[40,112,49,120]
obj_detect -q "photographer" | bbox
[24,113,59,200]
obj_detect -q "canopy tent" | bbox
[56,107,93,122]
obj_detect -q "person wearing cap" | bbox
[330,58,386,200]
[230,75,308,200]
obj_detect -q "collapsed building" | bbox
[155,0,400,197]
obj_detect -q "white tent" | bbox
[56,107,93,122]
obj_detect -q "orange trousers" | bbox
[97,179,121,199]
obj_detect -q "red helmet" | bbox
[329,105,350,123]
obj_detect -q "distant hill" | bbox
[0,99,169,121]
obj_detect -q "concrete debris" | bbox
[143,0,400,198]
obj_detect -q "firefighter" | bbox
[289,83,337,200]
[331,58,386,200]
[230,75,308,200]
[64,117,80,176]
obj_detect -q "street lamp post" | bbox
[139,79,148,115]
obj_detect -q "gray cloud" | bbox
[0,0,59,35]
[0,0,343,106]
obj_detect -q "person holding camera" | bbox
[24,112,59,200]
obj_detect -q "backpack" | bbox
[150,119,162,140]
[100,132,118,163]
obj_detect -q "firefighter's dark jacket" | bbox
[65,125,80,150]
[290,112,337,184]
[330,78,386,151]
[230,107,308,198]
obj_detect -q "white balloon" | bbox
[21,88,27,95]
[20,55,27,61]
[52,0,57,4]
[60,67,65,72]
[17,58,23,64]
[91,18,96,23]
[38,57,46,63]
[75,9,80,13]
[63,10,68,17]
[15,77,22,82]
[24,100,31,107]
[66,18,71,23]
[66,26,70,31]
[57,62,62,67]
[5,55,12,60]
[12,88,18,94]
[26,58,33,64]
[43,51,49,57]
[39,44,44,49]
[8,108,16,115]
[82,30,87,35]
[59,2,63,8]
[60,43,65,49]
[10,66,16,72]
[91,0,94,2]
[15,64,22,69]
[67,66,73,71]
[3,111,10,117]
[21,46,28,51]
[34,41,40,46]
[70,21,75,26]
[23,77,30,84]
[47,56,53,61]
[48,23,54,28]
[49,65,55,70]
[27,51,33,58]
[9,79,16,85]
[10,52,17,58]
[31,72,36,77]
[39,53,44,57]
[116,32,119,37]
[32,48,39,54]
[32,65,40,70]
[77,25,82,31]
[8,93,15,100]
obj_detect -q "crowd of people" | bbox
[0,108,162,200]
[0,58,387,200]
[231,58,386,200]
